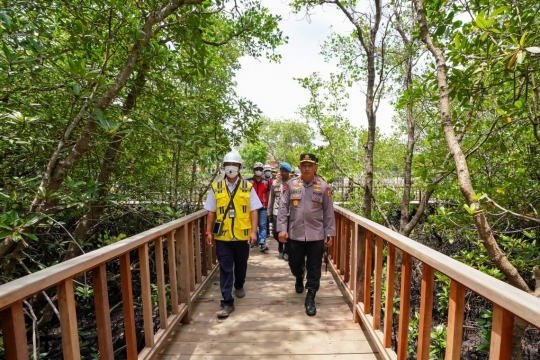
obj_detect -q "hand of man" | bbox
[249,231,257,245]
[324,236,334,247]
[205,233,213,247]
[278,231,288,243]
[267,212,272,218]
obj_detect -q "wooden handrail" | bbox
[2,205,540,359]
[331,205,540,360]
[0,209,217,360]
[0,210,207,310]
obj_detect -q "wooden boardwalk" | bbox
[154,239,380,359]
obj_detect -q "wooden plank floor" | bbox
[154,238,380,360]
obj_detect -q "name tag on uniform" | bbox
[229,209,235,218]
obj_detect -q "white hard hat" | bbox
[253,162,264,169]
[223,150,242,165]
[263,165,272,171]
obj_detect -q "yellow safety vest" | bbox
[212,179,252,241]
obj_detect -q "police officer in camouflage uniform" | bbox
[277,153,336,316]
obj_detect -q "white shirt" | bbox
[204,177,262,212]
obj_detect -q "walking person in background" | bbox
[204,150,262,319]
[277,153,335,316]
[247,162,271,252]
[263,164,273,239]
[271,167,278,181]
[268,162,292,260]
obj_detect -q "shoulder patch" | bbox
[283,183,289,194]
[326,186,332,197]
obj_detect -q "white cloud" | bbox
[234,0,396,135]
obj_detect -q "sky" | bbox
[233,1,396,135]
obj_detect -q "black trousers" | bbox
[272,214,288,254]
[287,239,325,291]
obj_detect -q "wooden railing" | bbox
[331,205,540,360]
[0,209,215,360]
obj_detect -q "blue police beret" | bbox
[279,162,292,172]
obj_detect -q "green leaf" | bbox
[435,25,446,36]
[0,230,12,239]
[0,12,12,27]
[463,203,476,215]
[96,109,104,122]
[14,57,39,64]
[519,32,527,47]
[0,223,13,231]
[514,100,523,108]
[490,6,508,18]
[497,108,506,115]
[73,84,80,95]
[22,232,38,241]
[454,33,461,48]
[476,15,487,29]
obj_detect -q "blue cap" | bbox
[279,162,292,172]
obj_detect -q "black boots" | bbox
[305,289,317,316]
[295,276,304,293]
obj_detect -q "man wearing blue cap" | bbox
[268,162,292,260]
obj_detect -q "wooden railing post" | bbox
[344,218,351,283]
[353,225,366,323]
[177,224,192,324]
[335,213,341,270]
[445,280,465,360]
[188,221,196,292]
[92,264,114,359]
[0,302,29,360]
[58,279,81,360]
[384,243,396,348]
[155,237,168,329]
[363,230,373,314]
[350,221,357,298]
[200,219,209,276]
[167,231,179,314]
[397,251,412,360]
[489,304,514,359]
[195,218,203,284]
[139,243,154,348]
[119,253,138,360]
[373,235,384,329]
[340,214,346,276]
[417,264,435,360]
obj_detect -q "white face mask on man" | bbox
[254,170,263,176]
[224,165,239,178]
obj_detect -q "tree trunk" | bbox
[63,63,150,261]
[333,0,382,220]
[414,0,534,356]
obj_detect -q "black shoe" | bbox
[259,244,269,252]
[305,289,317,316]
[295,276,304,294]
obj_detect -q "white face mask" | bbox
[254,170,263,176]
[264,171,271,177]
[224,165,239,178]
